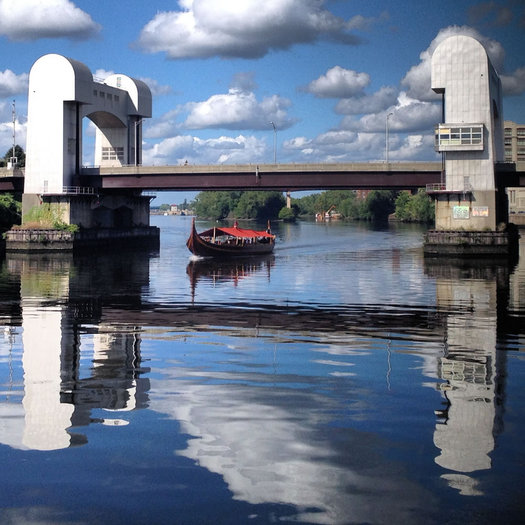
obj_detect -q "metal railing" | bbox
[62,186,97,195]
[426,183,446,192]
[40,186,97,195]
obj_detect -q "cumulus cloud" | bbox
[401,25,505,101]
[347,11,389,31]
[283,130,386,162]
[0,70,28,97]
[181,89,296,130]
[283,127,437,163]
[341,92,441,134]
[136,0,362,59]
[143,133,267,165]
[94,69,172,97]
[304,67,370,98]
[0,116,27,154]
[501,67,525,96]
[230,72,257,94]
[335,86,399,115]
[0,0,100,41]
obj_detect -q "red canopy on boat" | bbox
[198,224,274,239]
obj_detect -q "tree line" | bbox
[190,188,434,223]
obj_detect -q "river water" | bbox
[0,215,524,524]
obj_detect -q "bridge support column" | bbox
[424,189,518,257]
[6,192,159,252]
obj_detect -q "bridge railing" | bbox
[39,186,98,195]
[426,183,447,192]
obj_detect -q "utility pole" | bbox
[11,100,17,168]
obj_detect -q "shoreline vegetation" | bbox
[153,189,435,224]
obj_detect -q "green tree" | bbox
[394,191,411,221]
[234,191,285,220]
[193,191,241,219]
[0,193,21,231]
[364,190,397,221]
[394,189,434,223]
[2,145,25,167]
[278,205,297,222]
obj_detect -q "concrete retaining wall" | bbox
[4,226,159,252]
[424,229,519,256]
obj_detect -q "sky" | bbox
[0,0,524,204]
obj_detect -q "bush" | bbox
[278,206,296,222]
[0,194,21,230]
[22,203,78,231]
[395,189,434,223]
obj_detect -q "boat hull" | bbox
[186,221,275,257]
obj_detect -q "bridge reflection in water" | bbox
[0,246,522,520]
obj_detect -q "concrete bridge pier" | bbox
[424,35,519,257]
[5,54,159,252]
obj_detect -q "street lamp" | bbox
[385,112,393,164]
[269,121,276,164]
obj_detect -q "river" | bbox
[0,215,524,524]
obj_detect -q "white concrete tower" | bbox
[430,35,505,231]
[25,54,152,195]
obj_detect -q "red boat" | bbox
[186,218,276,257]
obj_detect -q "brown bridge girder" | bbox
[2,162,524,193]
[78,162,444,191]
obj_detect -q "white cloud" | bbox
[347,11,389,31]
[0,70,28,98]
[501,67,525,96]
[230,72,257,94]
[93,69,115,81]
[0,117,26,155]
[401,25,505,101]
[181,90,296,130]
[0,0,100,41]
[304,67,370,99]
[143,133,267,165]
[335,86,398,115]
[138,77,173,97]
[340,92,441,134]
[94,69,172,97]
[137,0,361,59]
[283,130,384,162]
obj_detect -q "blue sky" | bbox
[1,0,524,204]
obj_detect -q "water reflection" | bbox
[186,255,274,301]
[425,259,511,496]
[0,233,523,521]
[0,253,151,450]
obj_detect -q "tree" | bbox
[234,191,285,220]
[364,190,397,221]
[395,189,434,223]
[193,191,241,219]
[0,194,21,230]
[2,145,25,167]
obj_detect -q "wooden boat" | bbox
[186,218,276,257]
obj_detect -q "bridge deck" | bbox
[79,162,444,191]
[2,161,524,193]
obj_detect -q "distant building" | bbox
[504,121,525,223]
